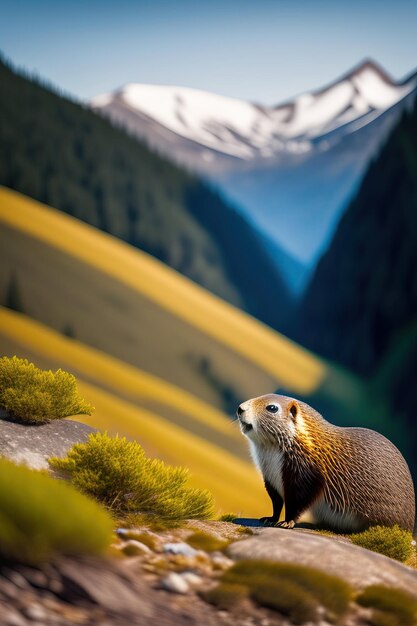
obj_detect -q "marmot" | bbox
[237,394,415,532]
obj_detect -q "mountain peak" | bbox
[91,59,417,167]
[345,58,395,84]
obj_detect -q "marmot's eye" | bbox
[266,404,278,414]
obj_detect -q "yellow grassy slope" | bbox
[0,307,268,515]
[0,186,335,515]
[0,186,325,395]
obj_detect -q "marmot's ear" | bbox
[289,401,298,420]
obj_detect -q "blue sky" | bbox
[1,0,417,104]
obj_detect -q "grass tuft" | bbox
[0,356,93,424]
[350,525,414,562]
[49,432,214,520]
[0,458,113,564]
[357,584,417,626]
[218,513,237,522]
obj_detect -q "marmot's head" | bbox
[236,394,301,447]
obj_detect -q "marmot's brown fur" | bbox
[237,394,415,532]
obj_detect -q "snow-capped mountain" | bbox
[92,60,415,166]
[91,60,417,265]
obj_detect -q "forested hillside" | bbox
[294,98,417,470]
[0,57,292,332]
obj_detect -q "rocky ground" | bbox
[1,417,417,625]
[1,519,417,626]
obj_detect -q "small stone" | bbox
[20,570,48,589]
[180,572,203,586]
[4,571,29,590]
[0,578,20,599]
[160,572,189,594]
[162,542,198,557]
[3,611,28,626]
[24,604,48,621]
[48,578,64,594]
[211,554,234,569]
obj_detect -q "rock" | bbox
[160,572,190,594]
[3,571,29,590]
[24,603,48,621]
[122,540,152,555]
[211,553,234,570]
[227,527,417,594]
[2,611,28,626]
[162,542,199,558]
[180,572,203,587]
[58,556,154,617]
[0,418,97,470]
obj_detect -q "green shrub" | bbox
[187,531,230,552]
[0,356,93,424]
[216,559,353,621]
[357,585,417,626]
[201,583,249,610]
[0,458,113,564]
[49,432,214,520]
[350,525,414,562]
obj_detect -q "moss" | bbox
[236,526,254,535]
[49,432,214,520]
[201,583,249,610]
[0,356,93,424]
[252,579,318,624]
[350,525,414,562]
[0,458,113,564]
[365,611,405,626]
[222,560,352,619]
[357,585,417,626]
[314,529,337,538]
[187,531,230,552]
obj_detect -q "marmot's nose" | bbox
[237,405,245,418]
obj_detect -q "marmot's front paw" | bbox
[259,516,279,526]
[275,520,295,529]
